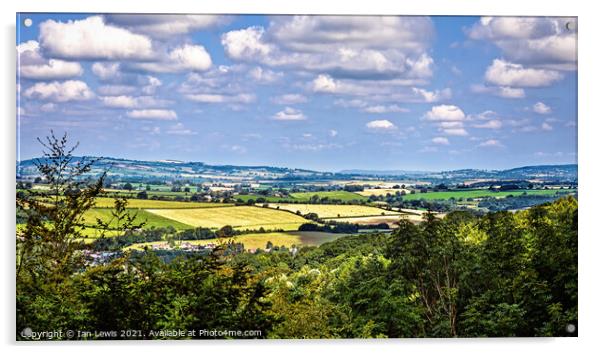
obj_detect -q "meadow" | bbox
[399,188,577,201]
[82,208,193,231]
[265,203,400,219]
[289,191,368,201]
[146,206,310,231]
[93,197,231,209]
[124,231,347,251]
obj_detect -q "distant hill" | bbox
[16,156,577,183]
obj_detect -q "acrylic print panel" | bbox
[16,13,577,340]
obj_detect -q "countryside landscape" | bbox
[16,14,577,339]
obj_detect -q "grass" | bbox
[93,197,231,209]
[124,231,348,251]
[400,188,577,201]
[146,206,310,231]
[82,208,193,231]
[265,203,400,219]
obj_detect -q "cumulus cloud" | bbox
[542,122,554,131]
[126,109,177,120]
[468,17,577,70]
[472,120,503,129]
[312,74,338,93]
[24,80,94,102]
[91,62,120,80]
[485,59,563,87]
[423,105,466,121]
[248,66,283,83]
[363,104,409,114]
[222,16,435,79]
[271,94,308,105]
[432,137,450,145]
[105,14,229,37]
[185,93,256,104]
[39,16,154,60]
[471,84,525,99]
[272,107,307,121]
[17,41,83,80]
[479,139,504,148]
[366,119,396,130]
[100,95,169,109]
[136,44,212,73]
[533,102,552,114]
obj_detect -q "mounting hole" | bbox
[23,18,32,27]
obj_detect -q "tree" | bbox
[123,182,133,191]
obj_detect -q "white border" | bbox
[2,1,599,353]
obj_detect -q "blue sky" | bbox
[16,14,577,172]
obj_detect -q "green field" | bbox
[400,189,577,201]
[124,231,347,251]
[93,197,231,209]
[266,203,400,219]
[146,206,310,231]
[289,191,368,201]
[82,208,193,231]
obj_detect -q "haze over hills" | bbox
[16,156,578,184]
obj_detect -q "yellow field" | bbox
[93,197,231,209]
[146,206,309,230]
[356,188,412,197]
[265,203,400,219]
[124,231,347,251]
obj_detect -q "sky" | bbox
[16,14,577,172]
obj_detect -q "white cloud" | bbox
[542,122,554,131]
[366,119,396,130]
[485,59,563,87]
[105,14,228,37]
[479,139,504,148]
[424,105,466,121]
[17,40,83,80]
[432,137,450,145]
[473,119,503,129]
[312,74,338,93]
[533,102,552,114]
[166,123,197,135]
[222,16,435,79]
[471,84,525,99]
[24,80,94,102]
[248,66,283,83]
[272,94,308,105]
[100,95,168,108]
[136,44,212,73]
[97,85,137,96]
[91,62,120,80]
[442,128,469,136]
[468,17,577,70]
[329,129,338,137]
[39,16,154,60]
[412,87,453,102]
[126,109,177,120]
[272,107,307,121]
[363,104,409,114]
[185,93,255,104]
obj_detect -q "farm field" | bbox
[289,191,368,201]
[93,197,231,209]
[82,208,193,231]
[400,188,577,201]
[146,206,310,231]
[265,203,400,219]
[357,188,412,197]
[124,231,348,251]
